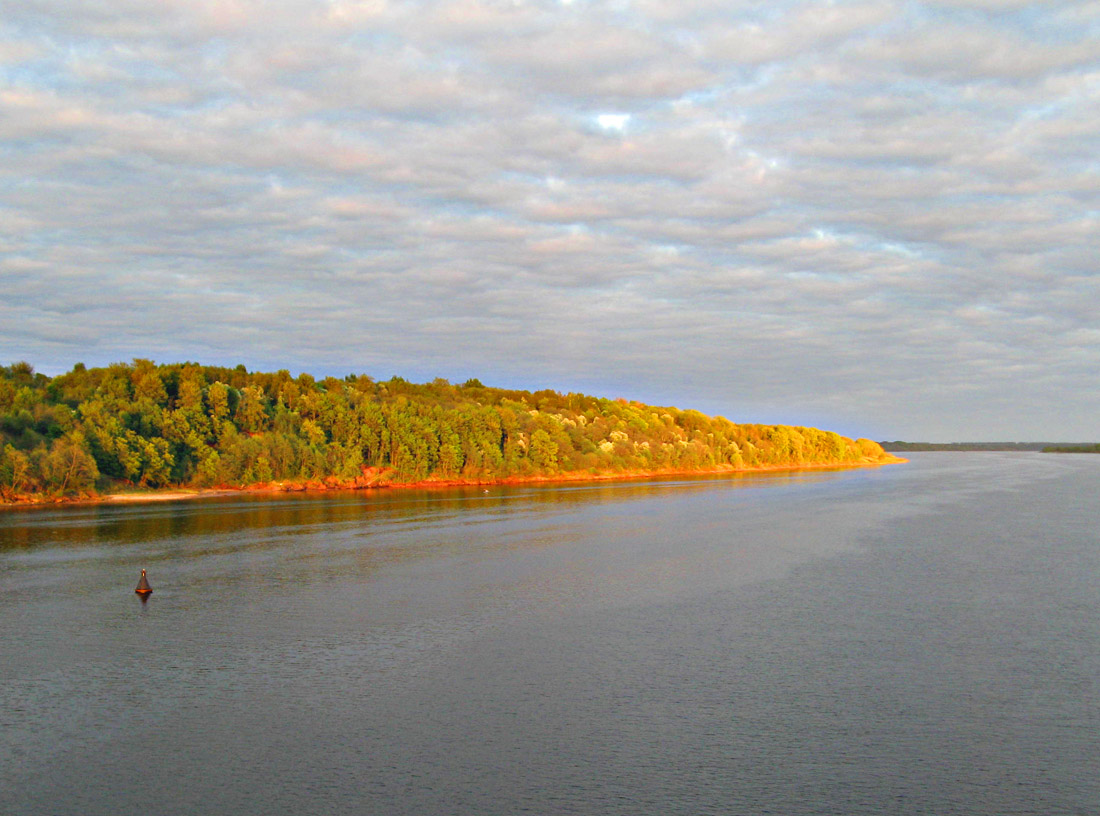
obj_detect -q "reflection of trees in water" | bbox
[0,468,843,562]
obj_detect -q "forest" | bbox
[1,360,895,501]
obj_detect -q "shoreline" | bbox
[1,456,906,509]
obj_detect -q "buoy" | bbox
[135,569,152,597]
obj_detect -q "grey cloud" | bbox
[1,0,1097,440]
[702,2,895,65]
[853,24,1097,83]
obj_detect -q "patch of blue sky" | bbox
[876,241,924,259]
[671,85,728,108]
[1012,4,1097,40]
[1,50,66,91]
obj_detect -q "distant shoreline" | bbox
[880,442,1097,452]
[1,456,907,509]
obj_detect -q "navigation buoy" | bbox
[135,569,152,598]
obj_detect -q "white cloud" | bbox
[1,0,1097,440]
[596,113,630,131]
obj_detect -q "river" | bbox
[1,453,1098,815]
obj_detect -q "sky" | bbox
[1,0,1097,442]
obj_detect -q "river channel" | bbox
[2,453,1097,815]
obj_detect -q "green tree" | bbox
[206,382,230,424]
[0,444,32,498]
[236,385,269,433]
[41,431,99,495]
[528,429,559,472]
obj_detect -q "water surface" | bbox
[2,454,1097,814]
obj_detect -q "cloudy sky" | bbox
[2,0,1097,441]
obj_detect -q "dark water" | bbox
[2,454,1098,815]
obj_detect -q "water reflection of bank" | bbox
[0,467,854,553]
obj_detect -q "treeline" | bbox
[1,360,893,500]
[881,441,1096,452]
[880,441,1049,452]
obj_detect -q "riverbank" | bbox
[1,455,906,509]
